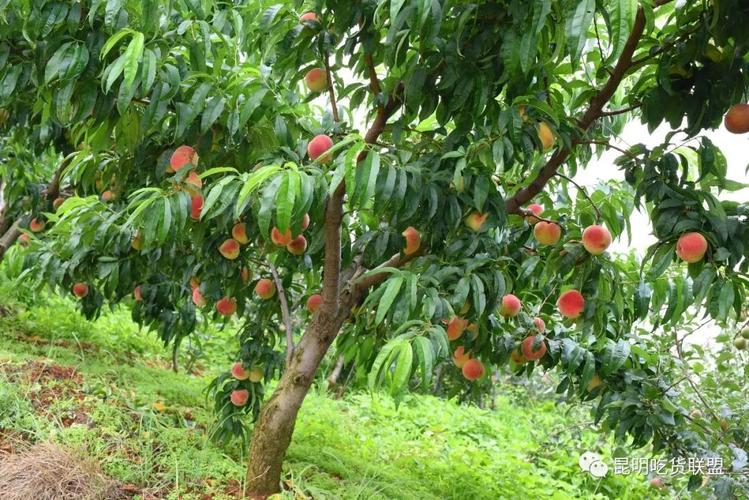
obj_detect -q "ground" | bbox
[0,286,653,499]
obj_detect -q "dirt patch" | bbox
[0,441,123,499]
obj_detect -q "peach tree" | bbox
[0,0,748,496]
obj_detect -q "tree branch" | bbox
[268,260,295,365]
[353,249,421,293]
[0,219,22,261]
[580,139,640,159]
[505,7,648,215]
[600,103,641,117]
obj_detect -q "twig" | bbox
[673,324,722,425]
[555,172,602,222]
[323,51,340,122]
[268,261,295,365]
[600,104,641,117]
[580,139,640,160]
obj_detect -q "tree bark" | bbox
[245,296,353,498]
[0,219,22,262]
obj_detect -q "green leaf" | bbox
[412,336,434,387]
[275,169,299,232]
[376,276,405,325]
[566,0,595,63]
[100,28,134,60]
[607,0,637,62]
[368,340,403,390]
[122,32,144,89]
[601,340,630,377]
[390,342,414,396]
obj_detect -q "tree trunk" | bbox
[245,301,351,498]
[0,219,22,262]
[326,355,345,387]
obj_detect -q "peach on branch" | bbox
[299,11,318,23]
[533,316,546,333]
[219,239,241,260]
[169,145,198,172]
[131,231,143,251]
[271,227,293,246]
[101,190,116,202]
[558,289,585,318]
[464,212,487,232]
[306,294,322,313]
[304,68,328,93]
[533,221,561,245]
[230,389,249,407]
[526,203,543,224]
[307,134,334,162]
[255,278,276,299]
[538,121,555,150]
[586,374,603,392]
[675,232,707,263]
[52,197,65,211]
[402,226,421,255]
[521,335,547,361]
[446,316,469,341]
[186,170,202,192]
[462,358,485,381]
[231,362,250,380]
[29,218,45,233]
[249,367,263,383]
[724,104,749,134]
[582,225,612,255]
[190,194,203,220]
[734,337,747,350]
[189,276,200,290]
[216,296,237,317]
[18,233,31,246]
[192,287,206,307]
[452,346,471,368]
[301,213,310,231]
[499,294,521,318]
[510,349,527,364]
[287,235,308,255]
[133,285,143,302]
[232,222,250,245]
[240,267,252,284]
[72,282,89,298]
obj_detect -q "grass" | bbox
[0,283,654,499]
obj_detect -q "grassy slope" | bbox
[0,290,652,499]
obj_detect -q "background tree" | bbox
[0,0,748,497]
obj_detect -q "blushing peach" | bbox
[402,226,421,255]
[271,227,293,246]
[255,279,276,299]
[499,294,521,318]
[446,317,469,341]
[533,221,561,245]
[582,225,612,255]
[169,145,198,172]
[558,289,585,319]
[675,232,708,263]
[232,222,250,245]
[462,359,485,381]
[286,235,308,255]
[724,104,749,134]
[521,335,547,360]
[464,212,488,232]
[307,294,322,313]
[216,296,237,316]
[304,68,328,93]
[230,389,249,407]
[307,134,334,162]
[72,282,89,298]
[219,239,240,260]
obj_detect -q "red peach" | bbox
[675,232,708,263]
[192,287,206,307]
[307,134,334,162]
[255,279,276,299]
[526,203,543,224]
[133,285,143,301]
[533,221,561,245]
[271,227,293,246]
[558,290,585,318]
[240,267,252,284]
[521,335,547,360]
[72,282,89,298]
[299,11,318,23]
[582,225,612,255]
[500,294,521,318]
[101,190,116,202]
[510,349,527,364]
[186,170,202,192]
[464,212,488,231]
[462,359,485,381]
[169,145,198,172]
[232,222,250,245]
[533,316,545,333]
[190,194,203,220]
[402,226,421,255]
[724,104,749,134]
[231,362,250,380]
[304,68,328,93]
[216,296,237,316]
[301,213,311,231]
[286,235,308,255]
[307,294,323,313]
[446,317,469,341]
[230,389,249,407]
[52,197,65,211]
[219,239,240,260]
[452,346,471,368]
[29,218,46,233]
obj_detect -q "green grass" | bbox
[0,286,654,499]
